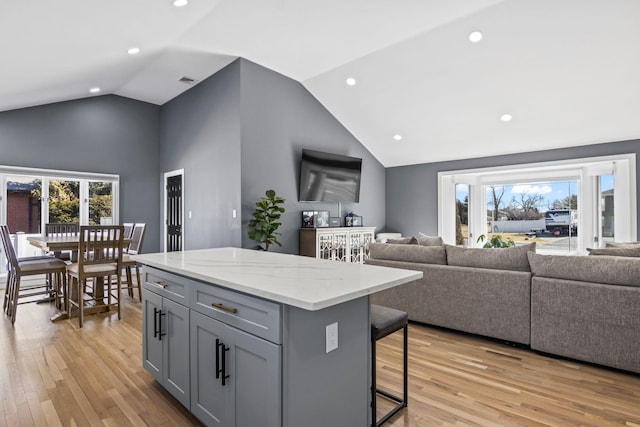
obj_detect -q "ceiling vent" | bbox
[178,76,197,85]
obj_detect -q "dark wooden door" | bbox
[166,174,182,252]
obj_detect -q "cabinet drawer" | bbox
[191,281,281,344]
[142,266,190,306]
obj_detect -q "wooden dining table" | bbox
[27,234,131,321]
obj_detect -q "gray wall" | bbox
[239,59,386,254]
[160,60,242,250]
[0,95,162,251]
[159,58,386,254]
[386,138,640,240]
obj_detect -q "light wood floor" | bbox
[375,325,640,426]
[1,296,639,427]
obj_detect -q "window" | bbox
[6,176,42,234]
[89,181,114,225]
[484,180,578,252]
[438,154,636,254]
[455,184,469,246]
[599,174,614,243]
[0,166,119,263]
[48,179,80,224]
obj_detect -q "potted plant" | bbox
[476,234,515,248]
[248,189,286,251]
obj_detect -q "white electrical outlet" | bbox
[326,322,338,353]
[232,209,237,218]
[188,211,192,219]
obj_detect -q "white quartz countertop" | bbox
[132,247,422,311]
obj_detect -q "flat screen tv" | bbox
[299,149,362,203]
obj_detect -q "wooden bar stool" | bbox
[371,304,408,427]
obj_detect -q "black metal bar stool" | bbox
[371,304,408,427]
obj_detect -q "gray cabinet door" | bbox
[142,290,163,382]
[190,311,282,427]
[163,297,191,409]
[229,326,281,427]
[190,311,229,426]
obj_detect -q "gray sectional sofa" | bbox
[366,242,640,373]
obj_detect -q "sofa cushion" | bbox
[369,243,447,265]
[606,241,640,248]
[417,233,443,246]
[445,243,535,272]
[587,246,640,257]
[386,236,418,244]
[375,233,402,243]
[528,252,640,287]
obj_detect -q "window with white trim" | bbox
[438,154,636,254]
[0,165,119,261]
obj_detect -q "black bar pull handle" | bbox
[153,307,159,338]
[216,338,222,379]
[221,344,230,386]
[158,310,166,341]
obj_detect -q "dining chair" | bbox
[66,225,124,328]
[1,225,67,325]
[123,223,134,243]
[45,222,79,261]
[1,224,60,311]
[122,223,146,301]
[44,222,80,297]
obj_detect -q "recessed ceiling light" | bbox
[500,114,513,122]
[393,134,403,141]
[172,0,188,6]
[89,87,100,94]
[346,77,357,86]
[127,47,140,55]
[469,31,483,43]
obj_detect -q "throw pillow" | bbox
[417,232,443,246]
[369,243,447,265]
[445,242,536,272]
[387,237,418,245]
[587,247,640,257]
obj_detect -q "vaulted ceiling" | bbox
[2,0,639,166]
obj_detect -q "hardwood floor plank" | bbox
[106,388,147,427]
[40,399,63,427]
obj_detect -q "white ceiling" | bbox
[2,0,639,167]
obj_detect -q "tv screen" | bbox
[299,149,362,202]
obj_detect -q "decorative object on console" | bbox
[248,189,285,251]
[315,211,329,227]
[301,210,329,228]
[345,212,362,227]
[302,211,315,228]
[328,217,341,227]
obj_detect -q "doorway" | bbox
[164,169,184,252]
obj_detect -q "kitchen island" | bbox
[133,247,422,427]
